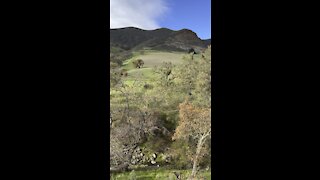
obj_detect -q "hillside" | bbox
[110,27,212,179]
[110,27,211,52]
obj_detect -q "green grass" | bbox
[111,50,205,105]
[110,50,195,107]
[110,168,211,180]
[126,68,157,80]
[134,52,185,67]
[123,51,185,69]
[120,50,188,82]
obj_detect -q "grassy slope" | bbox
[122,50,201,80]
[111,50,185,106]
[110,50,204,116]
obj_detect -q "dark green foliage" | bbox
[143,83,153,90]
[144,136,171,153]
[110,47,133,65]
[169,140,193,169]
[188,48,196,54]
[120,69,128,77]
[162,112,178,132]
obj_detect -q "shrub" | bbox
[132,59,144,68]
[143,83,153,89]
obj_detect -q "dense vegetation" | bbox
[110,41,211,179]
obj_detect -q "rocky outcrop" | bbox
[129,146,172,166]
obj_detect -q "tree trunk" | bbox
[191,136,205,178]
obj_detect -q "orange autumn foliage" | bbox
[173,101,211,141]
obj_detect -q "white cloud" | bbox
[110,0,168,30]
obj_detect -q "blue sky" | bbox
[159,0,211,39]
[110,0,211,39]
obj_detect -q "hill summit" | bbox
[110,27,211,52]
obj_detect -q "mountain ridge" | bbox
[110,27,211,52]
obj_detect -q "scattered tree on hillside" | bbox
[188,48,196,54]
[132,59,144,68]
[154,62,175,87]
[120,69,128,77]
[175,46,211,107]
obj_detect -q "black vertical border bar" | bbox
[212,0,225,179]
[94,0,110,179]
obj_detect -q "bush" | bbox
[188,48,196,54]
[132,59,144,68]
[143,83,153,89]
[169,140,193,169]
[120,69,128,77]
